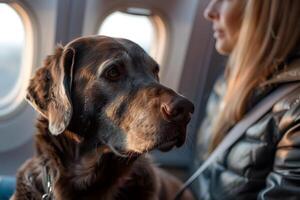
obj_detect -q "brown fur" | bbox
[11,36,194,200]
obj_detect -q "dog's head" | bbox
[26,36,194,157]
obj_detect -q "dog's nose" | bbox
[161,96,194,122]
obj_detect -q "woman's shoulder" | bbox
[272,85,300,131]
[270,58,300,131]
[266,58,300,85]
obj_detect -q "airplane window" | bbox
[0,4,25,105]
[98,11,155,54]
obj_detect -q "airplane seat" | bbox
[0,176,15,200]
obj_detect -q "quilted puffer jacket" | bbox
[195,57,300,200]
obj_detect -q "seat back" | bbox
[0,176,15,200]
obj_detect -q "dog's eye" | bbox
[105,66,121,81]
[152,65,159,80]
[153,65,159,75]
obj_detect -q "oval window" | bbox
[0,4,25,98]
[0,3,32,117]
[98,11,155,54]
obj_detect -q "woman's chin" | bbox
[215,40,233,55]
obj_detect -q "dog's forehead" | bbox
[115,38,159,74]
[68,36,157,71]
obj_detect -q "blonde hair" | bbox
[210,0,300,151]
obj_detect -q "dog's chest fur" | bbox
[13,119,158,200]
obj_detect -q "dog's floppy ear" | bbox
[26,46,76,135]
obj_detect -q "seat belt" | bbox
[174,82,300,200]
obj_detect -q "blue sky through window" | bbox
[0,3,25,98]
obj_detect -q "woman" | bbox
[195,0,300,199]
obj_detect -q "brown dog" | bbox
[11,36,194,200]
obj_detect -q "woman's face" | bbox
[204,0,244,55]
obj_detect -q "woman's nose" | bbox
[204,1,219,21]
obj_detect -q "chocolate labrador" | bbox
[11,36,194,200]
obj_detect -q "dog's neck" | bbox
[35,118,138,193]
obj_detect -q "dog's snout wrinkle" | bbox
[148,85,163,97]
[142,83,174,98]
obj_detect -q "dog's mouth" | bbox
[97,123,187,157]
[105,138,183,157]
[156,133,185,152]
[99,135,184,158]
[157,139,178,152]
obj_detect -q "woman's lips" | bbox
[214,30,225,39]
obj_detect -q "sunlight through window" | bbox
[0,3,25,99]
[98,11,154,53]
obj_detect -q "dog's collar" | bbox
[42,166,54,200]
